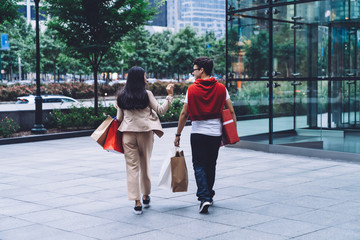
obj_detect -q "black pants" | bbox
[190,134,221,202]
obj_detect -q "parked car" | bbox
[109,79,127,86]
[84,79,106,85]
[16,95,79,104]
[147,78,158,83]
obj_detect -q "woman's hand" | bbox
[166,84,174,96]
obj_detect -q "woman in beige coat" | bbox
[116,66,174,214]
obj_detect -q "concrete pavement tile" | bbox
[61,201,121,214]
[338,220,360,232]
[214,186,261,198]
[206,228,287,240]
[44,214,114,231]
[16,208,93,224]
[162,219,236,239]
[38,232,98,240]
[244,180,292,190]
[0,198,27,208]
[0,183,18,191]
[248,219,326,238]
[279,195,343,209]
[325,200,360,216]
[275,182,331,196]
[0,224,82,240]
[120,230,193,240]
[141,198,195,213]
[292,227,360,240]
[54,185,104,195]
[214,196,270,211]
[269,176,312,185]
[0,216,33,231]
[0,202,50,216]
[75,222,151,239]
[289,209,359,227]
[246,190,302,203]
[33,195,94,208]
[205,208,277,227]
[9,191,65,202]
[246,202,314,218]
[315,189,360,201]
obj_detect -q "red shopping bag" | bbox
[103,120,124,153]
[221,109,240,145]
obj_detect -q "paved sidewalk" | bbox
[1,126,360,240]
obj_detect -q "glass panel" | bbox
[273,6,295,78]
[350,0,360,19]
[227,10,269,79]
[229,0,268,10]
[231,81,269,139]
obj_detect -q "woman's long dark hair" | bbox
[117,66,149,110]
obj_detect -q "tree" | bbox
[41,28,65,82]
[168,26,200,81]
[0,0,19,25]
[0,17,35,80]
[199,31,225,77]
[45,0,159,115]
[122,26,151,71]
[148,30,173,79]
[242,31,269,78]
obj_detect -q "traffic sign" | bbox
[1,34,10,50]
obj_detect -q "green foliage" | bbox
[0,82,189,101]
[48,98,183,130]
[0,116,19,138]
[48,104,117,130]
[147,82,190,96]
[45,0,158,113]
[242,31,269,78]
[0,17,36,78]
[159,98,184,122]
[0,0,19,25]
[168,26,199,80]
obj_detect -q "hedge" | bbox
[0,82,191,101]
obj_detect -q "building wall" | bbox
[167,0,226,38]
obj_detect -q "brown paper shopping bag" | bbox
[170,150,188,192]
[90,116,114,147]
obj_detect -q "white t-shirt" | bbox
[185,89,230,136]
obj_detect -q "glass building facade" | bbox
[168,0,226,38]
[226,0,360,156]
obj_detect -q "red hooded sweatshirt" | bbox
[187,77,226,121]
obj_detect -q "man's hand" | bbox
[174,136,180,147]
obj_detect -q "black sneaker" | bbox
[133,205,142,215]
[143,196,150,208]
[199,201,211,213]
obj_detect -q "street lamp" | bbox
[31,0,46,134]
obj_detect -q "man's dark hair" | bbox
[117,66,149,109]
[193,57,213,76]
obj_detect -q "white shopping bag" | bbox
[158,148,176,191]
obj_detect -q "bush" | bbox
[47,97,184,130]
[159,98,184,122]
[47,104,117,130]
[0,116,19,138]
[0,82,190,101]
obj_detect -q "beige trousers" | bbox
[122,131,154,200]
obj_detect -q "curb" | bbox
[0,121,191,145]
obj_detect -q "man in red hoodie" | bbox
[174,57,236,214]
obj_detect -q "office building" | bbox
[226,0,360,159]
[167,0,226,38]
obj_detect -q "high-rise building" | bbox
[148,0,167,27]
[17,0,46,29]
[167,0,226,38]
[226,0,360,160]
